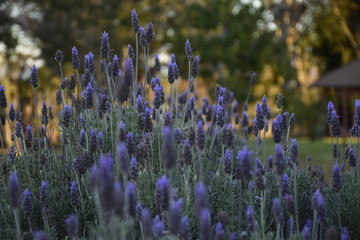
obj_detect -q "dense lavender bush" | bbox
[0,9,360,240]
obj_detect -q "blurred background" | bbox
[0,0,359,142]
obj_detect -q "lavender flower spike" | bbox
[161,126,176,171]
[185,39,193,61]
[195,182,208,215]
[180,216,191,240]
[126,182,137,217]
[72,46,80,69]
[272,198,283,225]
[196,121,206,150]
[100,31,110,59]
[327,101,334,125]
[247,205,256,233]
[0,85,7,108]
[215,222,226,240]
[275,144,285,175]
[169,199,183,235]
[66,214,79,238]
[131,9,139,34]
[116,142,130,174]
[191,55,200,78]
[23,189,33,218]
[332,162,342,193]
[355,99,360,126]
[152,215,164,238]
[156,176,170,211]
[199,208,211,240]
[8,172,21,209]
[141,209,153,238]
[30,65,39,89]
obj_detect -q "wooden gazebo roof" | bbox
[312,58,360,88]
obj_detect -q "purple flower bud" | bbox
[112,55,120,77]
[153,84,165,109]
[312,189,326,223]
[126,182,136,217]
[284,194,296,215]
[55,49,63,62]
[141,208,153,238]
[117,59,133,103]
[196,121,206,150]
[144,107,153,132]
[130,156,139,180]
[30,65,39,89]
[131,9,139,33]
[191,56,200,78]
[282,173,289,196]
[169,199,183,235]
[66,214,79,237]
[195,182,208,215]
[8,172,20,208]
[199,209,211,240]
[290,139,298,164]
[70,181,79,208]
[9,103,15,122]
[215,222,226,240]
[116,142,130,174]
[85,83,94,109]
[60,77,67,90]
[40,181,48,212]
[26,125,33,143]
[23,189,33,218]
[0,85,7,108]
[185,39,193,61]
[221,124,234,149]
[348,147,356,167]
[152,215,164,238]
[341,228,350,240]
[332,163,342,192]
[56,90,62,105]
[216,104,225,127]
[72,47,80,69]
[354,100,360,126]
[146,23,154,45]
[247,205,256,232]
[15,121,23,139]
[272,114,283,144]
[34,231,50,240]
[139,26,147,47]
[79,129,86,148]
[61,105,72,128]
[327,101,335,125]
[275,144,285,175]
[181,216,191,240]
[84,52,95,74]
[237,147,253,181]
[272,198,283,225]
[154,53,161,72]
[100,31,110,59]
[167,62,175,84]
[156,176,170,211]
[90,129,97,151]
[97,132,104,150]
[224,149,232,175]
[128,44,134,59]
[330,110,341,136]
[350,124,359,137]
[8,144,16,162]
[161,127,176,171]
[255,103,265,132]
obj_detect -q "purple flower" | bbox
[290,139,298,164]
[56,90,62,105]
[330,110,341,136]
[348,147,356,167]
[117,58,133,103]
[126,182,136,217]
[216,104,225,127]
[196,121,206,150]
[341,228,350,240]
[144,107,153,132]
[312,189,326,223]
[79,129,86,148]
[332,163,342,193]
[355,100,360,126]
[72,47,80,69]
[130,156,139,180]
[215,222,226,240]
[167,61,175,84]
[155,53,161,72]
[180,216,191,240]
[34,231,50,240]
[152,215,164,238]
[112,55,120,77]
[139,26,147,47]
[153,84,165,109]
[70,181,79,208]
[116,142,130,174]
[131,9,139,33]
[85,83,94,109]
[9,103,15,121]
[90,129,97,151]
[30,65,39,89]
[199,209,211,240]
[275,144,285,175]
[55,49,63,62]
[141,208,153,238]
[66,214,79,237]
[8,144,16,162]
[195,182,208,215]
[161,127,176,171]
[26,125,33,143]
[169,199,183,235]
[191,55,200,78]
[272,198,283,225]
[282,173,289,196]
[40,181,48,212]
[272,114,283,144]
[98,132,104,150]
[23,189,33,218]
[327,101,335,125]
[156,176,170,211]
[0,85,7,108]
[61,105,72,128]
[128,44,134,59]
[8,172,20,208]
[60,77,67,90]
[237,146,253,181]
[284,194,296,215]
[84,52,95,74]
[221,124,234,149]
[41,102,48,126]
[100,31,110,59]
[247,205,256,232]
[255,103,265,132]
[224,149,232,174]
[146,23,154,45]
[185,39,193,61]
